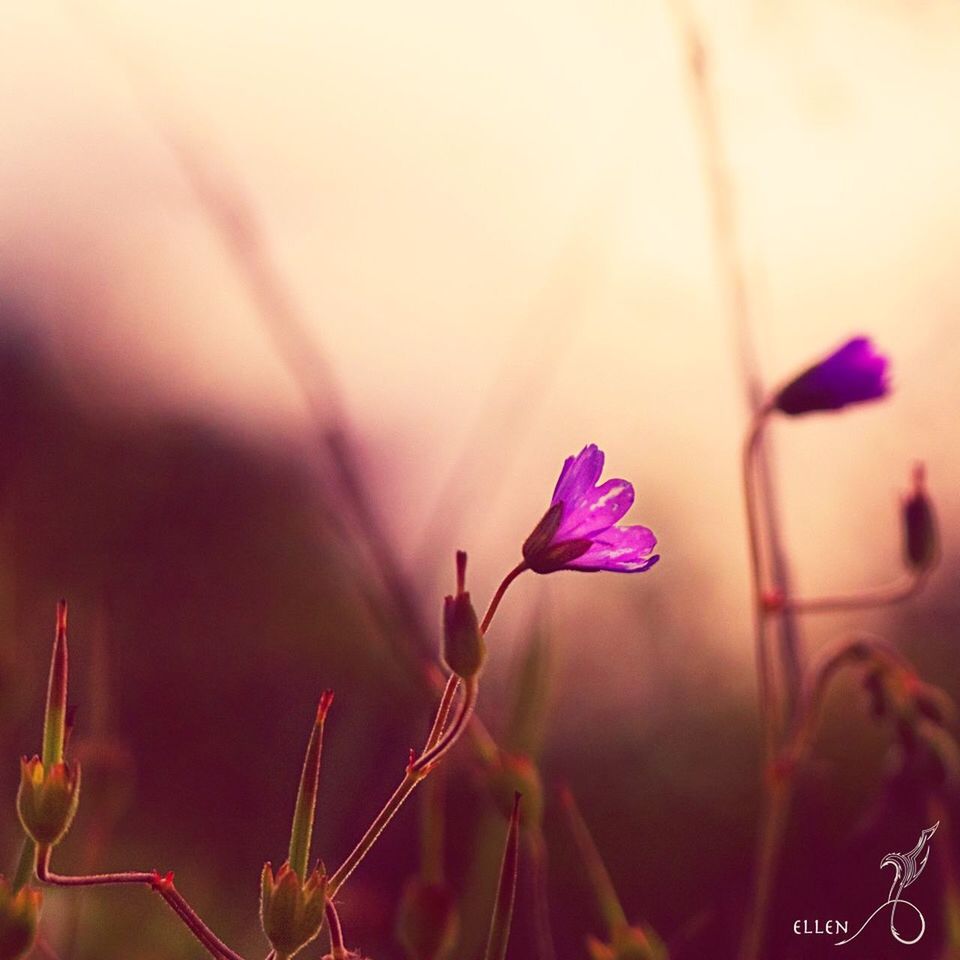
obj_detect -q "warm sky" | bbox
[1,0,958,671]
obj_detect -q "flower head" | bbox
[522,445,658,574]
[773,336,890,416]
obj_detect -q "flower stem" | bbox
[783,571,928,615]
[480,562,528,634]
[327,677,478,895]
[35,845,248,960]
[559,785,628,935]
[738,779,791,960]
[325,898,348,960]
[11,838,36,893]
[743,409,778,760]
[326,563,523,897]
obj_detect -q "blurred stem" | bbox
[738,780,791,960]
[11,838,36,893]
[560,786,628,935]
[783,570,929,615]
[325,898,347,960]
[743,410,778,760]
[529,828,558,960]
[35,846,248,960]
[420,770,446,885]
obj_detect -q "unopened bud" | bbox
[396,878,459,960]
[0,878,41,960]
[16,757,80,847]
[260,861,327,958]
[902,464,938,572]
[442,552,485,679]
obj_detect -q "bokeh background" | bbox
[1,1,959,958]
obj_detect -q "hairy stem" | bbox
[35,846,247,960]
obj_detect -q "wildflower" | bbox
[773,336,890,416]
[522,445,659,574]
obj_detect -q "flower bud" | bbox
[902,464,938,572]
[442,552,485,679]
[396,878,459,960]
[773,336,889,416]
[16,756,80,847]
[260,861,327,958]
[0,878,41,960]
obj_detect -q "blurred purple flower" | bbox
[522,445,659,574]
[774,336,890,416]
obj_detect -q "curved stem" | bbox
[480,563,528,634]
[327,677,479,895]
[412,678,478,773]
[325,898,347,960]
[327,562,524,897]
[784,571,928,615]
[35,846,247,960]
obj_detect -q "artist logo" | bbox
[836,822,938,946]
[792,822,938,947]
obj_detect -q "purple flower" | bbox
[522,445,659,574]
[773,336,890,416]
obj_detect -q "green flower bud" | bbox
[0,878,41,960]
[441,552,485,679]
[260,861,326,958]
[903,464,938,572]
[16,756,80,847]
[396,878,459,960]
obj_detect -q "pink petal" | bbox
[556,478,635,539]
[565,525,659,572]
[551,445,604,508]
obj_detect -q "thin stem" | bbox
[783,571,927,615]
[737,780,790,960]
[528,829,558,960]
[743,410,778,760]
[424,674,459,752]
[480,563,528,634]
[35,846,247,960]
[411,678,478,773]
[328,562,523,897]
[327,677,478,895]
[325,898,348,960]
[560,786,628,935]
[11,839,36,893]
[327,771,421,896]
